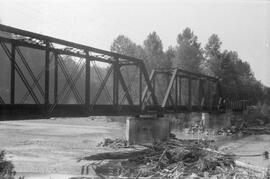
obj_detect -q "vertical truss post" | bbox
[208,81,212,110]
[175,75,178,107]
[44,40,50,114]
[213,81,221,109]
[217,80,222,99]
[139,63,142,111]
[199,79,204,110]
[152,72,155,96]
[205,81,208,108]
[85,50,90,111]
[10,43,16,104]
[179,77,181,106]
[188,78,192,111]
[215,80,222,110]
[113,58,119,107]
[54,53,58,104]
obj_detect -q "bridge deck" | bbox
[0,103,245,118]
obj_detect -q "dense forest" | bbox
[111,28,270,105]
[0,26,269,105]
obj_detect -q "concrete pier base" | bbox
[126,116,170,145]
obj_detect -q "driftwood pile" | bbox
[241,126,270,135]
[81,138,262,178]
[215,125,270,136]
[96,138,128,149]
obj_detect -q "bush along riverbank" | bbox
[215,104,270,137]
[0,150,16,179]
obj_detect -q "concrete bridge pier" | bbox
[126,115,170,145]
[125,112,234,145]
[125,113,213,145]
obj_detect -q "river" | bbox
[0,116,269,178]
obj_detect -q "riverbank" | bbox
[1,117,270,178]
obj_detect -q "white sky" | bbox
[0,0,269,86]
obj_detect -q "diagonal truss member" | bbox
[0,42,40,104]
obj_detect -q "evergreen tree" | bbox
[174,28,203,73]
[143,31,165,71]
[204,34,223,76]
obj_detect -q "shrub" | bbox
[243,103,270,125]
[0,150,16,179]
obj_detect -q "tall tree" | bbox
[174,28,203,73]
[143,31,166,71]
[204,35,257,97]
[219,50,239,87]
[164,46,175,69]
[203,34,223,76]
[111,35,145,58]
[217,50,264,104]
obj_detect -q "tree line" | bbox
[110,27,270,105]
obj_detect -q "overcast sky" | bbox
[0,0,269,86]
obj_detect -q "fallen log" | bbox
[82,149,154,160]
[235,160,266,173]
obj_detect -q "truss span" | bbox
[0,24,247,118]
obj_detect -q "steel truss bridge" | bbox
[0,24,247,118]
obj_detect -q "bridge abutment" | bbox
[126,116,170,145]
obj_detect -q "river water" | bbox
[0,116,269,179]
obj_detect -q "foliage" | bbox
[109,29,269,104]
[143,31,168,71]
[111,35,145,59]
[244,103,270,125]
[203,34,266,104]
[164,46,175,70]
[174,27,204,73]
[0,150,15,178]
[203,34,223,76]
